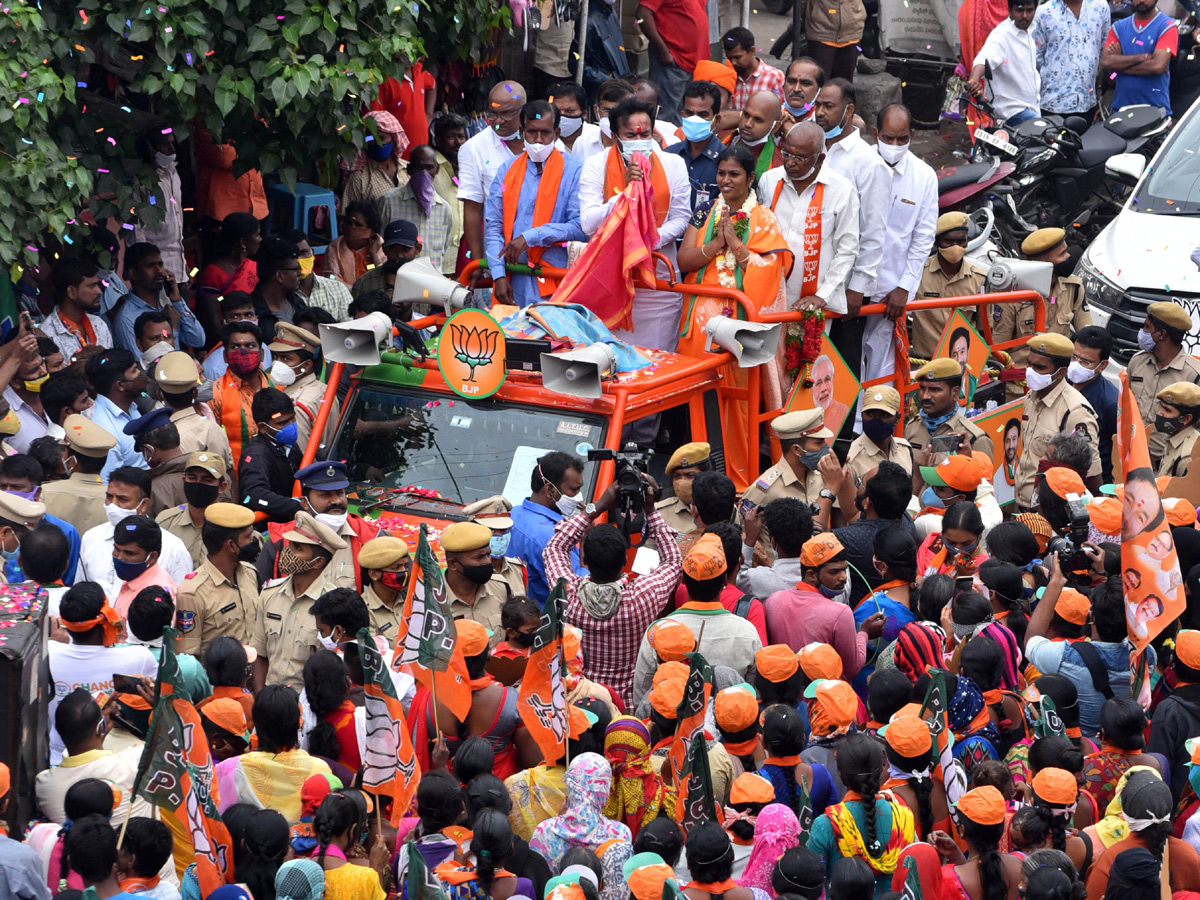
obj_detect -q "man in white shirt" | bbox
[457,81,526,284]
[571,80,635,164]
[862,104,938,385]
[813,79,890,386]
[968,0,1042,125]
[757,122,859,315]
[579,97,691,353]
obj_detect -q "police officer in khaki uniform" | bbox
[462,495,526,598]
[440,521,510,647]
[1127,301,1200,466]
[1014,333,1100,509]
[154,351,235,477]
[39,413,115,535]
[906,359,994,492]
[1155,382,1200,479]
[0,491,45,585]
[175,501,260,659]
[655,442,711,537]
[846,387,913,485]
[359,535,412,644]
[266,323,340,455]
[251,510,348,691]
[910,212,988,360]
[155,451,231,570]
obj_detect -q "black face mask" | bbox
[184,481,220,509]
[460,562,495,585]
[237,540,260,563]
[1156,413,1182,436]
[1053,256,1078,278]
[510,630,538,648]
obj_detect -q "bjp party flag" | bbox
[358,627,420,824]
[517,578,568,763]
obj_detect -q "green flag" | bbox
[1033,692,1066,739]
[406,840,449,900]
[899,853,923,900]
[402,523,459,672]
[0,272,19,342]
[671,651,715,830]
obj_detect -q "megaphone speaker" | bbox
[394,257,472,315]
[985,259,1053,299]
[319,311,393,366]
[540,343,617,399]
[703,316,782,368]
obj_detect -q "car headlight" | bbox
[1078,255,1126,310]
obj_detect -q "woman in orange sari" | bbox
[677,145,793,482]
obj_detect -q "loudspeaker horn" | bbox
[393,257,472,315]
[703,316,782,368]
[319,311,393,366]
[540,343,617,399]
[985,259,1053,299]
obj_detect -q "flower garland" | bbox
[712,194,756,289]
[784,309,826,384]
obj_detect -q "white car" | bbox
[1079,95,1200,362]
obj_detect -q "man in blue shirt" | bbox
[0,455,80,583]
[509,450,587,606]
[664,80,727,208]
[112,242,206,353]
[484,100,586,309]
[85,349,149,482]
[1068,325,1118,484]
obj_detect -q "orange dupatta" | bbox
[503,149,566,297]
[604,147,670,227]
[217,369,277,469]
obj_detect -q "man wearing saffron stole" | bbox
[484,100,586,308]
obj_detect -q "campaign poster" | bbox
[934,311,989,405]
[785,334,861,443]
[967,399,1024,506]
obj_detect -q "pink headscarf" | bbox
[738,803,800,893]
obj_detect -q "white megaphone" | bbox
[318,311,393,366]
[393,257,472,315]
[985,259,1053,299]
[540,343,617,399]
[703,316,782,368]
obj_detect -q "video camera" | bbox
[589,444,654,538]
[1046,497,1091,576]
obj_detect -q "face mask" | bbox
[784,100,812,118]
[799,445,831,470]
[556,490,584,516]
[409,169,435,215]
[877,141,909,166]
[559,116,583,137]
[380,569,409,593]
[494,123,520,141]
[818,582,847,602]
[620,138,655,162]
[1067,361,1098,385]
[184,481,220,509]
[318,629,341,651]
[823,109,847,141]
[598,118,613,139]
[113,556,151,583]
[946,539,979,557]
[673,478,694,508]
[106,502,140,529]
[7,489,36,502]
[140,341,173,369]
[1138,328,1157,353]
[680,115,713,142]
[315,510,348,531]
[237,540,260,563]
[367,141,393,162]
[0,532,19,563]
[1053,258,1076,278]
[226,348,260,378]
[278,543,313,577]
[154,151,176,168]
[1025,369,1056,392]
[298,256,316,279]
[511,630,538,648]
[269,422,298,447]
[0,411,21,436]
[269,359,298,387]
[789,162,818,183]
[22,374,48,393]
[921,486,946,509]
[938,245,967,265]
[460,562,495,585]
[1156,413,1182,435]
[525,140,555,164]
[490,533,511,557]
[862,418,894,446]
[742,132,770,147]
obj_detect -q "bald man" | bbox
[732,90,783,176]
[458,81,527,285]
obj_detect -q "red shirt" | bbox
[639,0,710,74]
[1104,16,1179,54]
[372,64,436,157]
[672,581,768,645]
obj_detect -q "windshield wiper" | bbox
[429,431,464,503]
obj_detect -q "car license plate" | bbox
[975,128,1019,156]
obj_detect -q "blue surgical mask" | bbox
[620,138,655,162]
[113,556,151,583]
[921,486,946,509]
[271,422,298,447]
[489,533,511,558]
[945,539,979,557]
[799,445,831,470]
[680,115,712,141]
[0,534,18,562]
[823,110,847,141]
[818,582,846,601]
[784,100,812,118]
[367,141,394,162]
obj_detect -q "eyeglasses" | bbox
[780,149,816,163]
[1070,354,1101,368]
[484,108,520,121]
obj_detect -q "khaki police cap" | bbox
[1025,332,1075,360]
[861,386,901,415]
[771,408,832,441]
[153,351,202,392]
[915,358,963,382]
[204,502,255,529]
[1021,227,1066,257]
[665,442,711,475]
[1158,382,1200,407]
[268,322,320,355]
[936,212,969,236]
[0,491,44,528]
[185,451,227,480]
[359,536,410,569]
[461,495,514,530]
[1148,301,1193,333]
[440,521,493,553]
[283,510,348,551]
[61,414,118,457]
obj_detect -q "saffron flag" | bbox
[358,627,420,824]
[1117,369,1185,653]
[671,651,715,829]
[549,152,659,332]
[517,578,567,763]
[392,523,471,721]
[130,627,233,896]
[917,668,966,804]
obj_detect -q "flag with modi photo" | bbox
[358,627,420,824]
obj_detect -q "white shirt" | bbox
[974,18,1042,120]
[565,122,606,162]
[757,164,860,314]
[456,126,521,205]
[77,520,195,602]
[2,386,49,454]
[822,128,890,298]
[874,148,939,300]
[579,145,692,250]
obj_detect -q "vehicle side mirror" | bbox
[1105,152,1145,186]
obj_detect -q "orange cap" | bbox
[1043,467,1086,500]
[563,624,582,662]
[883,714,932,758]
[955,785,1007,825]
[715,684,759,734]
[1055,588,1091,625]
[920,453,987,492]
[648,620,696,662]
[0,761,9,800]
[1031,767,1079,806]
[627,862,675,900]
[653,661,689,690]
[803,678,858,728]
[1177,630,1200,669]
[683,533,728,580]
[1088,497,1122,536]
[693,59,737,94]
[1165,497,1198,528]
[730,772,775,805]
[798,642,843,681]
[800,533,845,568]
[650,676,686,719]
[455,619,491,656]
[756,644,800,683]
[200,697,249,739]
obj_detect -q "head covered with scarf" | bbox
[1090,765,1163,849]
[949,674,1001,751]
[738,803,801,893]
[894,622,945,683]
[602,716,675,834]
[350,109,410,170]
[530,752,632,872]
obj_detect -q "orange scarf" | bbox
[604,147,669,227]
[503,150,565,297]
[217,369,275,467]
[771,179,824,297]
[58,310,97,347]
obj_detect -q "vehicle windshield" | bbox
[1132,109,1200,214]
[334,385,605,516]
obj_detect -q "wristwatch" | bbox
[818,488,836,501]
[584,502,598,517]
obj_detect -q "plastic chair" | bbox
[268,183,338,253]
